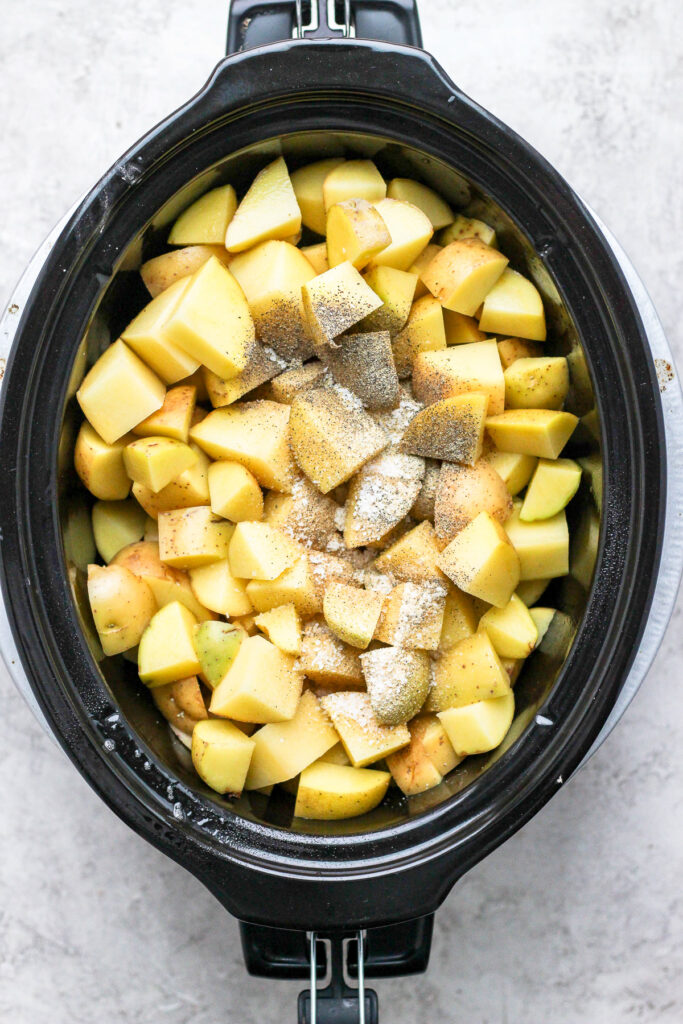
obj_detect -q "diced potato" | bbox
[360,266,417,335]
[515,578,549,606]
[226,157,301,252]
[254,603,302,655]
[158,506,233,568]
[112,540,215,621]
[92,500,146,563]
[504,357,569,411]
[264,474,340,549]
[245,690,338,790]
[301,242,329,274]
[193,620,245,687]
[203,343,285,407]
[323,583,384,649]
[87,563,157,656]
[443,310,487,345]
[410,458,439,521]
[232,613,258,636]
[482,449,537,496]
[121,278,202,384]
[140,245,231,298]
[434,460,512,542]
[162,256,253,379]
[192,719,255,795]
[74,421,132,500]
[425,631,510,712]
[505,502,569,580]
[323,331,399,410]
[209,634,303,723]
[412,340,504,414]
[362,644,431,725]
[400,393,487,465]
[438,691,515,756]
[485,409,578,459]
[307,551,358,599]
[375,582,446,650]
[528,607,557,648]
[208,461,263,522]
[386,722,451,796]
[189,557,252,617]
[77,340,166,445]
[299,620,364,689]
[132,442,211,518]
[409,242,442,299]
[320,691,410,767]
[497,337,543,369]
[344,450,424,548]
[152,676,208,735]
[190,400,296,492]
[289,387,387,493]
[291,157,346,234]
[267,362,326,406]
[228,522,300,580]
[437,215,497,248]
[322,159,386,211]
[229,241,315,360]
[479,594,538,658]
[246,555,322,616]
[132,385,196,442]
[392,295,446,378]
[138,601,201,686]
[373,520,448,584]
[326,199,391,270]
[123,437,197,493]
[387,178,453,230]
[501,657,523,686]
[302,262,382,348]
[319,742,351,766]
[295,761,390,820]
[422,239,508,315]
[408,714,462,773]
[439,587,478,652]
[520,458,581,521]
[478,268,546,341]
[367,198,434,272]
[438,511,520,608]
[168,184,237,245]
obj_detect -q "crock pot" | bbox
[1,2,682,1020]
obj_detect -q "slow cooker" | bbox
[1,2,682,1020]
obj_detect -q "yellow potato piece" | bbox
[439,587,478,652]
[372,520,448,585]
[520,458,581,521]
[138,601,201,686]
[482,449,537,496]
[301,241,329,274]
[291,157,346,234]
[478,268,546,341]
[246,555,322,617]
[437,215,497,248]
[254,603,302,655]
[515,578,549,606]
[158,506,233,568]
[374,582,446,651]
[268,361,326,404]
[121,278,202,384]
[326,198,391,270]
[168,184,237,245]
[386,726,446,796]
[409,242,442,298]
[226,157,301,252]
[529,607,557,649]
[484,409,578,459]
[344,450,424,549]
[295,761,390,820]
[319,742,351,766]
[504,502,569,580]
[392,294,446,377]
[387,178,453,229]
[112,540,215,622]
[434,459,512,542]
[323,583,384,649]
[322,159,386,211]
[438,691,515,756]
[367,198,434,272]
[132,443,211,518]
[263,474,339,548]
[299,620,364,689]
[302,261,383,348]
[497,337,543,368]
[423,238,508,315]
[123,437,197,493]
[504,356,569,410]
[245,690,338,790]
[209,634,303,723]
[426,630,511,712]
[132,384,196,442]
[401,393,488,465]
[208,461,263,521]
[320,691,410,767]
[202,342,284,408]
[412,339,504,414]
[228,522,300,580]
[74,421,133,500]
[92,500,146,564]
[438,510,520,608]
[77,340,166,445]
[360,266,417,335]
[479,594,538,659]
[327,330,400,410]
[571,504,600,590]
[153,676,208,735]
[189,558,253,617]
[87,563,157,656]
[140,245,232,298]
[443,309,487,345]
[191,719,255,795]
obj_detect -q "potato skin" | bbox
[434,461,512,542]
[87,563,157,656]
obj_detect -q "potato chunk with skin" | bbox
[344,449,424,548]
[192,719,255,796]
[289,387,388,493]
[400,394,487,465]
[387,178,454,230]
[246,555,322,617]
[77,340,166,445]
[323,583,384,649]
[373,520,448,585]
[158,506,233,569]
[190,400,296,492]
[210,634,303,723]
[362,646,431,725]
[479,594,538,659]
[425,631,511,712]
[438,691,515,756]
[437,215,497,248]
[208,461,263,522]
[392,295,447,378]
[360,266,417,335]
[121,279,202,384]
[423,238,508,315]
[168,185,237,246]
[299,620,364,689]
[326,199,391,270]
[520,458,581,521]
[301,242,329,275]
[189,558,253,617]
[141,245,232,299]
[228,522,300,580]
[412,340,505,414]
[264,475,340,549]
[386,720,454,796]
[322,159,386,211]
[87,564,157,656]
[443,309,487,345]
[254,603,302,656]
[409,242,442,299]
[132,385,196,443]
[123,437,197,493]
[153,676,208,734]
[226,157,301,252]
[112,540,215,621]
[375,582,446,651]
[193,620,245,686]
[504,502,569,580]
[485,409,578,459]
[482,449,537,496]
[434,460,512,542]
[92,500,146,564]
[497,337,543,369]
[367,198,434,272]
[320,691,410,767]
[138,601,201,686]
[323,331,399,411]
[245,690,338,790]
[439,587,478,652]
[203,342,285,407]
[302,262,383,349]
[478,268,546,341]
[504,357,569,410]
[410,458,440,521]
[291,157,345,234]
[295,761,390,820]
[438,511,520,608]
[132,442,211,518]
[268,361,326,404]
[74,421,133,500]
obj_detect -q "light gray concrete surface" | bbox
[1,1,682,1021]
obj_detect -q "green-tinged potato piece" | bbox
[322,159,386,211]
[168,185,237,245]
[291,158,346,234]
[437,215,497,248]
[294,761,391,820]
[302,262,383,349]
[193,620,245,688]
[320,691,410,767]
[361,647,431,725]
[425,630,511,712]
[504,357,569,410]
[392,295,446,378]
[438,510,520,608]
[74,421,133,500]
[400,393,487,465]
[438,691,515,756]
[323,583,384,649]
[360,266,417,335]
[245,690,339,790]
[482,449,537,496]
[226,157,301,252]
[92,500,146,564]
[138,601,201,686]
[478,268,546,341]
[323,330,400,410]
[87,563,157,656]
[189,558,253,617]
[158,506,233,569]
[434,460,512,542]
[479,594,538,658]
[77,340,166,445]
[124,437,197,493]
[192,719,255,795]
[367,198,434,272]
[387,178,453,230]
[141,245,232,299]
[485,409,578,459]
[520,458,581,521]
[504,502,569,580]
[326,198,391,270]
[209,634,303,722]
[422,238,508,315]
[412,340,505,414]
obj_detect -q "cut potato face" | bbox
[77,340,166,445]
[301,242,329,275]
[360,266,417,335]
[443,309,487,345]
[412,340,505,414]
[478,268,546,341]
[373,520,448,585]
[203,342,285,408]
[485,409,578,459]
[322,331,399,411]
[246,555,322,617]
[123,437,197,494]
[326,198,391,270]
[87,563,157,656]
[131,442,211,518]
[209,634,303,722]
[295,761,391,820]
[409,242,442,298]
[168,185,237,246]
[264,474,339,549]
[141,245,231,299]
[422,238,508,315]
[434,460,512,542]
[112,540,215,621]
[75,422,133,500]
[245,690,338,790]
[504,502,569,580]
[92,500,146,564]
[387,178,453,229]
[323,582,384,649]
[138,601,201,686]
[400,394,487,465]
[226,157,301,252]
[189,558,253,617]
[291,157,346,235]
[426,630,511,712]
[410,458,440,521]
[504,356,569,410]
[482,449,537,496]
[132,385,197,443]
[121,278,201,384]
[497,337,543,369]
[268,361,326,404]
[208,461,263,522]
[438,691,515,756]
[438,511,520,608]
[254,603,302,655]
[439,587,478,652]
[320,691,411,767]
[302,261,383,349]
[392,294,446,378]
[520,458,581,521]
[344,449,424,549]
[374,581,446,651]
[367,198,434,272]
[299,619,364,689]
[479,593,538,659]
[192,719,255,795]
[228,522,300,580]
[322,159,386,211]
[437,215,497,248]
[158,506,233,569]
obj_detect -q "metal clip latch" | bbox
[298,930,379,1023]
[294,0,353,38]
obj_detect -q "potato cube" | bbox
[359,266,417,335]
[299,620,364,689]
[208,461,263,522]
[295,761,391,820]
[392,295,447,378]
[246,555,322,616]
[140,245,232,299]
[92,500,146,563]
[362,645,431,725]
[209,634,303,722]
[77,340,166,445]
[409,242,442,299]
[228,522,300,580]
[479,594,538,659]
[320,691,410,767]
[191,719,254,795]
[267,362,325,405]
[322,159,386,211]
[497,337,543,368]
[120,278,202,383]
[87,563,157,656]
[437,215,497,248]
[138,601,201,686]
[132,443,211,518]
[190,400,296,492]
[123,437,197,493]
[504,357,569,410]
[291,157,346,234]
[386,724,448,797]
[439,587,478,652]
[226,157,301,252]
[372,520,448,585]
[289,386,388,493]
[264,475,340,549]
[162,256,254,379]
[482,449,537,496]
[438,511,520,608]
[203,342,285,407]
[367,198,434,272]
[515,578,549,606]
[425,631,510,712]
[189,558,253,617]
[423,238,508,315]
[410,458,440,521]
[323,331,399,410]
[326,198,391,270]
[375,582,446,651]
[400,393,487,465]
[168,184,237,245]
[153,676,208,734]
[438,691,515,756]
[323,583,384,649]
[485,409,578,459]
[74,421,133,500]
[386,178,453,230]
[412,714,462,775]
[520,458,581,521]
[504,502,569,580]
[478,268,546,341]
[158,506,233,568]
[529,607,557,649]
[112,540,215,621]
[434,460,512,542]
[344,449,424,549]
[319,742,352,766]
[306,551,358,599]
[132,385,196,442]
[443,310,487,345]
[193,620,245,687]
[245,690,338,790]
[301,241,330,275]
[254,603,302,655]
[412,340,504,414]
[229,240,316,360]
[302,262,383,348]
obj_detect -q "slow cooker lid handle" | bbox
[226,0,423,52]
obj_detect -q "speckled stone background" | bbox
[1,2,682,1021]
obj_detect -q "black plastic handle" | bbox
[226,0,423,53]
